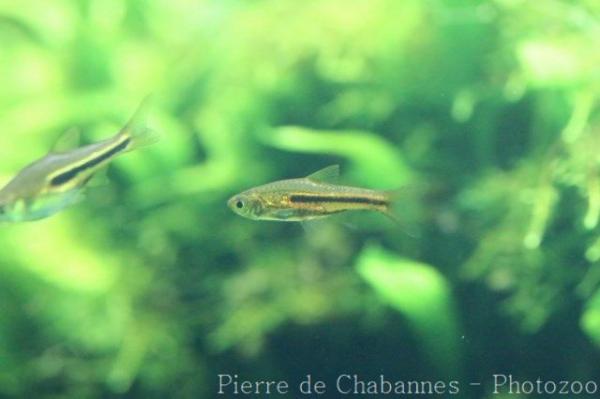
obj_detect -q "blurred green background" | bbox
[0,0,599,397]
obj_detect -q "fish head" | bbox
[0,198,25,222]
[0,190,82,222]
[0,193,41,222]
[0,190,17,222]
[0,172,40,222]
[0,203,8,221]
[227,191,265,220]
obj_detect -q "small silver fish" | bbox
[0,102,157,222]
[227,165,398,223]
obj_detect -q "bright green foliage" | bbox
[0,0,599,397]
[356,245,461,379]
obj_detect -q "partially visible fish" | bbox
[0,101,157,222]
[227,165,399,223]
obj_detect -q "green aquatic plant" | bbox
[0,0,599,398]
[356,245,462,379]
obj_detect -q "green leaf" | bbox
[265,126,414,187]
[581,288,600,347]
[356,245,462,378]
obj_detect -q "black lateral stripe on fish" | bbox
[289,194,388,206]
[49,136,131,186]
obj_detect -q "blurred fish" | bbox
[228,165,401,224]
[0,101,158,222]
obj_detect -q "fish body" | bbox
[0,102,156,222]
[227,165,393,222]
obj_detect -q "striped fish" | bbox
[0,101,157,222]
[227,165,398,223]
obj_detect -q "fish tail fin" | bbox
[383,182,435,205]
[124,125,159,152]
[378,205,420,238]
[379,185,426,238]
[378,198,404,226]
[382,184,420,206]
[118,96,160,152]
[380,204,401,223]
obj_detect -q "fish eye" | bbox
[236,200,244,209]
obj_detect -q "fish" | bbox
[0,101,157,222]
[227,165,400,223]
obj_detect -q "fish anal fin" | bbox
[300,213,360,235]
[85,168,110,188]
[300,218,347,242]
[300,219,323,234]
[306,164,340,183]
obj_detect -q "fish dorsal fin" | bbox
[50,127,81,153]
[306,164,340,183]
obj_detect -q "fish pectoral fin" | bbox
[50,127,82,153]
[306,164,340,183]
[47,189,86,207]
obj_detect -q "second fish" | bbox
[0,101,157,222]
